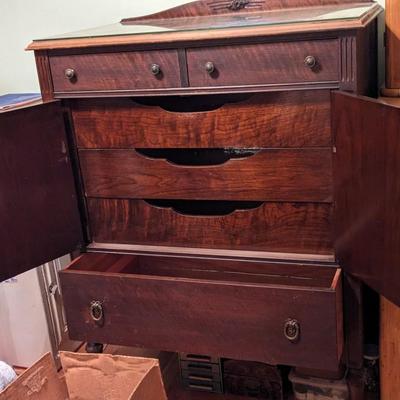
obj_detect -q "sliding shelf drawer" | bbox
[72,90,332,149]
[80,148,332,202]
[87,199,333,255]
[60,253,343,371]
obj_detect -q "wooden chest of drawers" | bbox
[4,0,400,393]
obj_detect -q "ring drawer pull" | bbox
[150,63,161,76]
[64,68,76,80]
[90,301,104,326]
[304,55,317,69]
[284,319,300,343]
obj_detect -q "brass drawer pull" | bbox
[90,300,104,326]
[150,63,161,76]
[64,68,76,80]
[284,319,300,343]
[304,55,317,69]
[205,61,215,74]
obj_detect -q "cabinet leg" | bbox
[85,342,104,353]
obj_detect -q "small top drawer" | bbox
[49,50,182,93]
[187,39,339,87]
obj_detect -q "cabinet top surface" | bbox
[27,1,381,51]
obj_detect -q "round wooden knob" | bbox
[304,56,317,68]
[150,63,161,75]
[64,68,76,80]
[284,319,300,342]
[205,61,215,74]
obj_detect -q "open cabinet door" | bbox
[333,92,400,306]
[0,102,83,282]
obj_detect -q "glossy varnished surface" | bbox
[87,199,333,254]
[50,50,181,92]
[47,38,342,96]
[60,253,342,370]
[15,0,381,379]
[0,103,82,282]
[187,40,339,87]
[72,91,332,149]
[334,93,400,306]
[384,0,400,91]
[80,148,332,202]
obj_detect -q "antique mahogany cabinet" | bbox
[2,0,400,396]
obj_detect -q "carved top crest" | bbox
[122,0,268,24]
[228,0,251,11]
[121,0,372,24]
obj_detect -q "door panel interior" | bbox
[333,92,400,306]
[0,102,83,282]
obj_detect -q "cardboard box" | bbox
[0,351,168,400]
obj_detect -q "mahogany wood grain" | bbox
[19,0,382,379]
[380,296,400,400]
[0,102,82,282]
[333,92,400,306]
[384,0,400,91]
[72,91,332,148]
[354,21,378,96]
[87,199,333,254]
[68,253,338,287]
[60,253,343,370]
[343,274,364,369]
[50,50,181,92]
[187,40,339,87]
[80,148,332,202]
[34,50,54,101]
[53,82,340,99]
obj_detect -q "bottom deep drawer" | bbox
[60,253,343,370]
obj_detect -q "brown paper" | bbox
[60,352,167,400]
[0,352,167,400]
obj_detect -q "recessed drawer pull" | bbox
[135,148,259,166]
[284,318,300,343]
[144,200,264,217]
[150,63,161,76]
[64,68,76,80]
[90,300,104,326]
